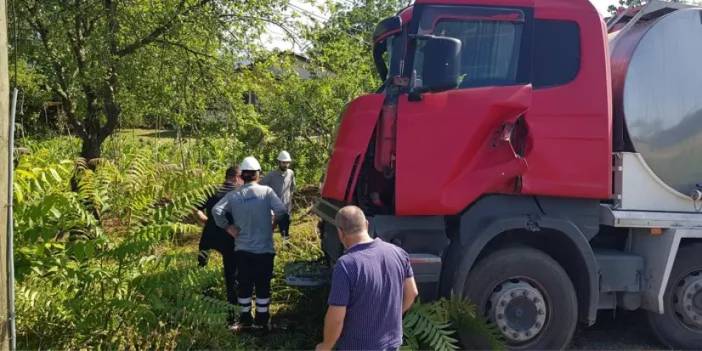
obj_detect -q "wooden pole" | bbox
[0,0,11,348]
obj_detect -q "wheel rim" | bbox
[674,270,702,330]
[488,279,548,344]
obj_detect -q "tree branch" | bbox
[154,39,217,60]
[24,2,86,138]
[220,13,303,50]
[115,0,212,57]
[104,0,119,55]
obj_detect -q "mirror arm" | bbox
[408,34,437,40]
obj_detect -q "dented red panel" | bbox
[374,104,397,173]
[321,94,385,202]
[396,86,532,215]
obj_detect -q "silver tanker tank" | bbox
[609,4,702,195]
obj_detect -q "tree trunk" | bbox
[80,135,103,160]
[77,79,120,162]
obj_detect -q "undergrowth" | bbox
[14,134,501,350]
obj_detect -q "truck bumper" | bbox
[313,199,444,301]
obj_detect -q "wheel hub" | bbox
[489,280,547,343]
[674,271,702,329]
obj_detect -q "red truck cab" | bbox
[313,1,702,349]
[323,0,611,215]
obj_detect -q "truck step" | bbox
[409,253,442,283]
[284,261,331,287]
[601,204,702,228]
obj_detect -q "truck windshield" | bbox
[412,8,525,89]
[373,34,402,82]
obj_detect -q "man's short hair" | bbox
[335,206,367,235]
[225,166,240,179]
[241,170,259,182]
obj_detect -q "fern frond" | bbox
[404,301,459,351]
[148,183,218,225]
[444,296,505,351]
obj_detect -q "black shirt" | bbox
[198,182,237,251]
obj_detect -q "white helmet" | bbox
[240,156,262,171]
[277,150,292,162]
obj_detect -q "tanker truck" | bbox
[310,0,702,348]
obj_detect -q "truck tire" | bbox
[648,243,702,349]
[458,247,578,350]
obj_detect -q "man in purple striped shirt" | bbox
[316,206,419,351]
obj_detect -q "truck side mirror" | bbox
[421,36,462,93]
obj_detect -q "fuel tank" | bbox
[610,7,702,195]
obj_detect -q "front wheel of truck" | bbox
[459,247,578,350]
[648,243,702,349]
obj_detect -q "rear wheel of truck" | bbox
[459,247,578,350]
[648,243,702,349]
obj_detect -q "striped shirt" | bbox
[328,238,414,350]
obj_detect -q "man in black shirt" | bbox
[196,166,242,322]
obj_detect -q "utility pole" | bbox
[0,0,11,348]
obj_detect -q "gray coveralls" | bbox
[212,182,288,326]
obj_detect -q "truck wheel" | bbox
[648,243,702,349]
[458,247,578,350]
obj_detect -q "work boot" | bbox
[230,312,253,332]
[197,250,209,267]
[254,311,270,331]
[226,309,237,326]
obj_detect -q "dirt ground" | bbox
[570,310,665,350]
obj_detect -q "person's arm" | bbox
[195,192,214,224]
[290,170,296,194]
[402,250,418,313]
[316,306,346,351]
[195,209,208,224]
[260,172,271,186]
[317,262,351,350]
[212,194,237,237]
[403,276,419,313]
[267,188,290,229]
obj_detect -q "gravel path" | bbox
[570,310,665,350]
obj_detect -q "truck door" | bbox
[395,5,534,216]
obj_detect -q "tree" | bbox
[607,0,692,15]
[232,0,409,183]
[608,0,644,15]
[12,0,287,159]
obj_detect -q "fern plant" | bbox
[14,137,242,349]
[403,297,505,351]
[404,300,459,351]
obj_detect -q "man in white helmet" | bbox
[212,156,290,331]
[261,150,296,241]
